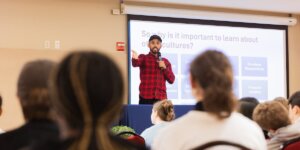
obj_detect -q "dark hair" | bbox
[238,97,259,120]
[50,51,124,150]
[17,60,55,121]
[153,100,175,121]
[289,91,300,108]
[190,50,236,119]
[240,97,259,105]
[149,35,162,42]
[253,101,291,131]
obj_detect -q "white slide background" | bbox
[129,19,287,105]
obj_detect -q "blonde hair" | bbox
[153,100,175,121]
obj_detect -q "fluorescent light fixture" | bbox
[121,4,297,26]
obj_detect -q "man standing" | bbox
[132,35,175,104]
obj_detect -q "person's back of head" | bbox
[238,97,259,120]
[253,101,290,132]
[50,51,125,150]
[189,50,236,119]
[288,91,300,123]
[274,97,289,110]
[288,91,300,108]
[152,100,175,123]
[239,97,259,105]
[17,60,55,121]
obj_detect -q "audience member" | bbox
[238,97,259,119]
[274,97,289,110]
[141,100,175,148]
[152,50,266,150]
[0,60,59,150]
[33,51,146,150]
[288,91,300,128]
[253,101,298,150]
[237,97,269,139]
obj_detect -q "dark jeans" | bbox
[139,96,160,105]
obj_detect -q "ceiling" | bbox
[124,0,300,14]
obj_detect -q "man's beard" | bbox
[150,47,160,54]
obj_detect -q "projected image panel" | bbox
[166,77,178,99]
[129,16,287,104]
[229,56,239,76]
[181,54,196,75]
[242,57,268,77]
[181,76,193,100]
[164,53,178,74]
[242,80,268,101]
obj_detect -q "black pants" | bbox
[139,96,160,105]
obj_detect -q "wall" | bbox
[0,0,299,131]
[0,0,127,130]
[288,15,300,95]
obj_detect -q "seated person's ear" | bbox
[295,106,300,114]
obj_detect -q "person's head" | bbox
[17,60,55,121]
[189,50,236,119]
[50,51,124,150]
[288,91,300,123]
[238,97,259,120]
[253,101,291,132]
[151,100,175,124]
[148,35,162,55]
[274,97,289,110]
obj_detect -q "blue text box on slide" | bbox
[181,54,196,75]
[233,78,239,98]
[167,77,178,99]
[242,57,267,77]
[242,80,268,100]
[229,56,239,76]
[181,76,193,99]
[164,53,178,74]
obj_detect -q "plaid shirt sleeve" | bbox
[162,59,175,84]
[132,54,145,67]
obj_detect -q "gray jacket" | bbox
[268,119,300,150]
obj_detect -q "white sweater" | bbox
[152,111,267,150]
[141,122,168,148]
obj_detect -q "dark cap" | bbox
[149,35,162,42]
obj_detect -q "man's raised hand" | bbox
[132,50,138,60]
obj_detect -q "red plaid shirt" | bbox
[132,52,175,100]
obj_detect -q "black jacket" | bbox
[0,119,59,150]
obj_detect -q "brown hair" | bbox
[50,51,125,150]
[253,101,291,131]
[273,97,289,110]
[153,100,175,121]
[17,60,55,121]
[190,50,236,119]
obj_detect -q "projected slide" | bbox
[129,17,287,105]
